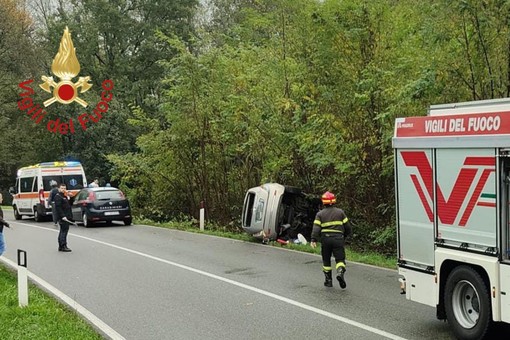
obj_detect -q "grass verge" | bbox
[0,264,102,340]
[135,218,397,270]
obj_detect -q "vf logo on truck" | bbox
[400,151,495,226]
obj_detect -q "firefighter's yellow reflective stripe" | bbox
[321,221,343,227]
[336,262,346,270]
[315,217,349,227]
[321,229,343,233]
[323,266,332,272]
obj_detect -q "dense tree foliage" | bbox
[2,0,510,253]
[0,0,55,202]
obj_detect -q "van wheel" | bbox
[444,266,492,340]
[34,208,43,222]
[13,206,22,220]
[124,218,132,226]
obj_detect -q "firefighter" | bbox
[310,191,352,288]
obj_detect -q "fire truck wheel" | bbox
[13,206,22,220]
[444,265,492,340]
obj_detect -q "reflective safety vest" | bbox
[311,206,351,241]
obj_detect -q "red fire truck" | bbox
[394,98,510,339]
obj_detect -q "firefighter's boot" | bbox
[323,271,333,287]
[336,268,346,289]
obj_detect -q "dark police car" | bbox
[71,187,132,227]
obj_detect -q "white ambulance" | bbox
[10,161,87,222]
[394,98,510,339]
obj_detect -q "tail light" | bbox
[39,189,45,205]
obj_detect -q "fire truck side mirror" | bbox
[9,186,15,195]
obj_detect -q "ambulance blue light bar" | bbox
[38,161,82,167]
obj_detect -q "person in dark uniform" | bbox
[310,191,352,289]
[54,183,73,252]
[49,180,59,228]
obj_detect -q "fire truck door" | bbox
[499,153,510,322]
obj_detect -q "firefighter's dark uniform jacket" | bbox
[311,206,352,242]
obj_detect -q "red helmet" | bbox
[321,191,336,205]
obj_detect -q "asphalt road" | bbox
[0,211,454,340]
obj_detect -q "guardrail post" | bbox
[199,201,205,231]
[17,249,28,307]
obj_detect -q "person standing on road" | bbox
[49,180,59,228]
[54,183,73,252]
[310,191,352,289]
[0,193,12,256]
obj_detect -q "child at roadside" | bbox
[0,193,12,256]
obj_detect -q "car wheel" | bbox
[34,207,42,222]
[83,213,92,228]
[13,206,22,220]
[444,266,492,340]
[124,218,132,226]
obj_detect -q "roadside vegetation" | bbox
[1,1,501,337]
[0,264,102,340]
[1,0,507,259]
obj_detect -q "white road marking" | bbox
[0,256,125,340]
[10,221,409,340]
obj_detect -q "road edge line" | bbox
[0,256,125,340]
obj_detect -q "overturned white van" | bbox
[241,183,320,242]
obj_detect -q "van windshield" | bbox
[43,175,84,191]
